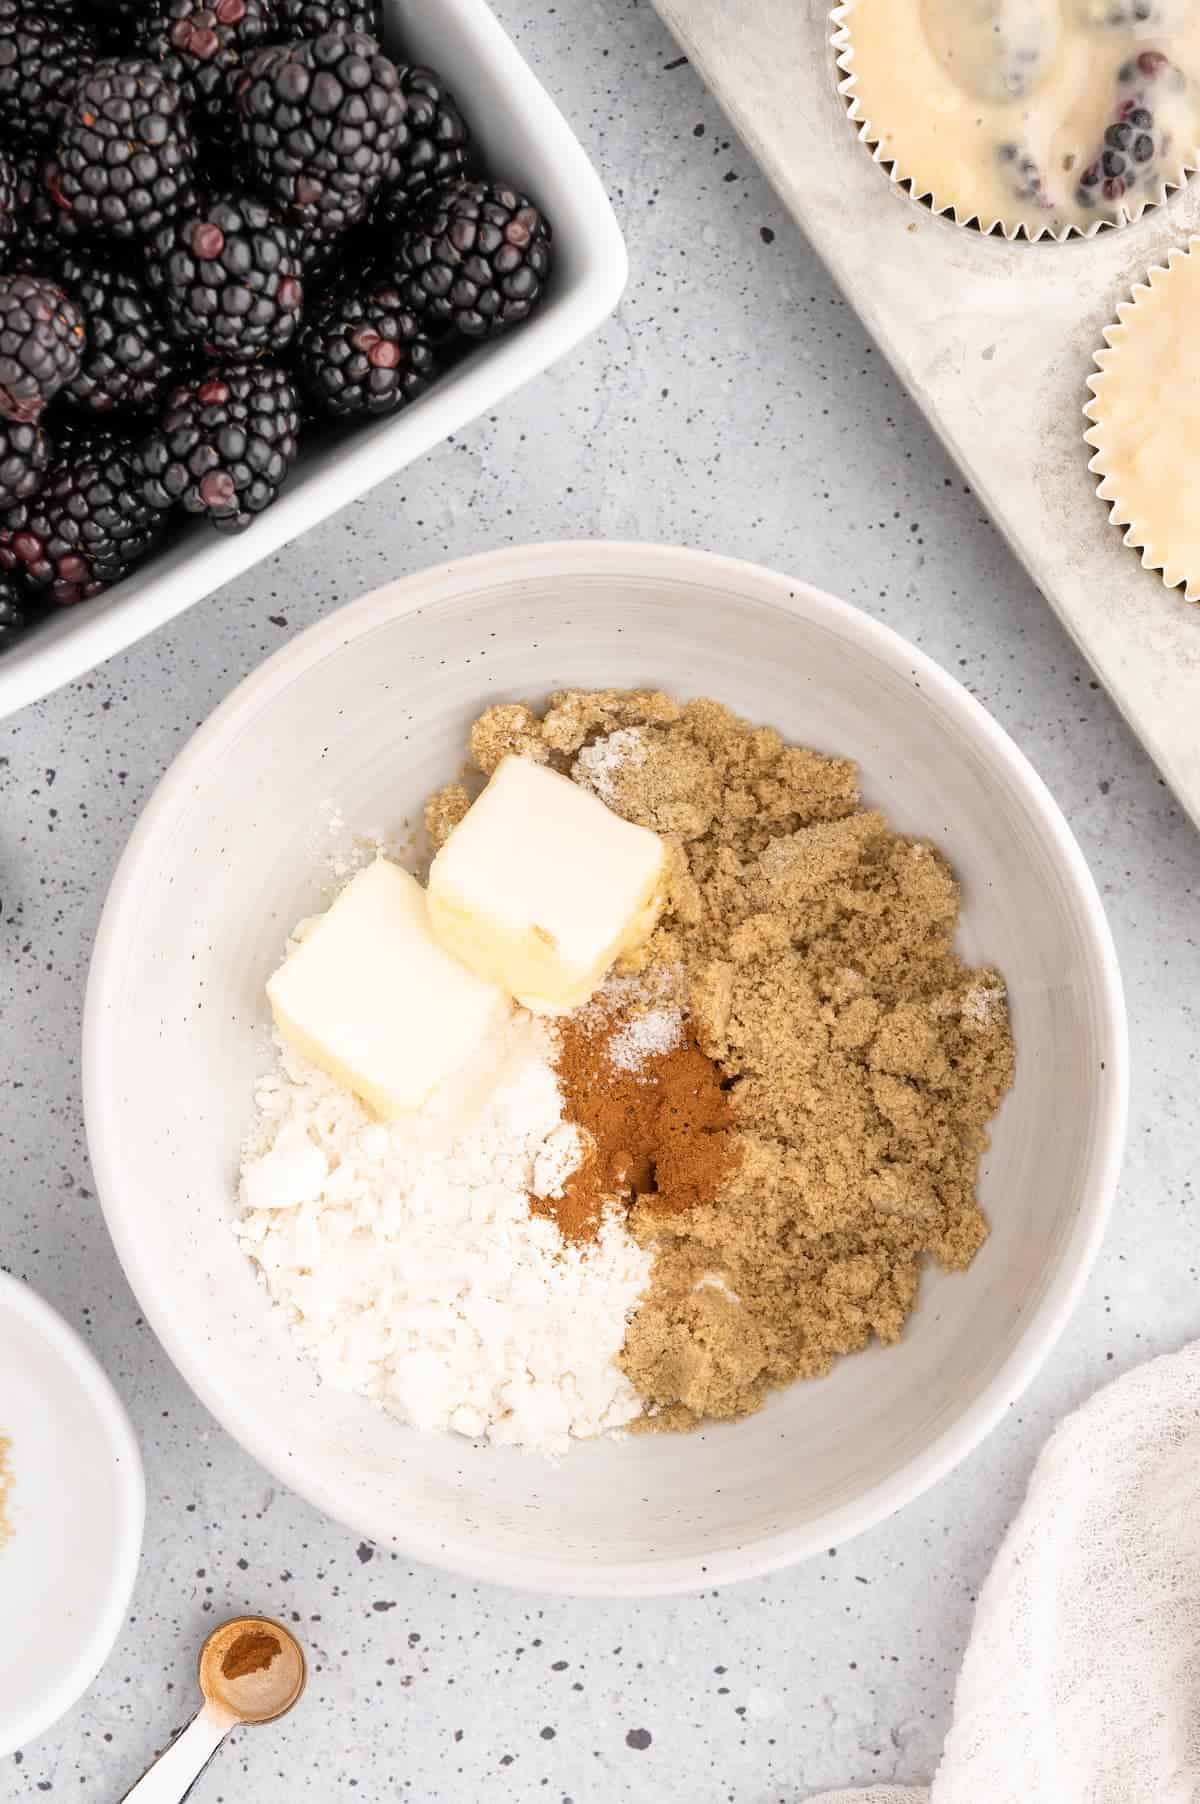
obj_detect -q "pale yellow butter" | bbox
[267,857,509,1118]
[427,755,666,1016]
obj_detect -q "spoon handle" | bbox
[119,1708,232,1803]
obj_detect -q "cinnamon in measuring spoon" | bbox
[222,1630,282,1682]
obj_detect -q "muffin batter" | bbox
[840,0,1200,234]
[1087,240,1200,600]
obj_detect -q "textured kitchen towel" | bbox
[810,1341,1200,1803]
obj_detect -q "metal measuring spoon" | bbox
[120,1615,306,1801]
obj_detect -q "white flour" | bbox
[572,727,648,804]
[607,1005,683,1072]
[236,1017,651,1457]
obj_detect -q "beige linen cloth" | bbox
[811,1343,1200,1803]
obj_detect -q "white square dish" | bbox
[0,0,627,721]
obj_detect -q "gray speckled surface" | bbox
[2,2,1198,1798]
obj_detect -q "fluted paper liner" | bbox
[831,1,1196,243]
[1085,238,1200,603]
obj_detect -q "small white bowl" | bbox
[0,1272,143,1754]
[0,0,627,721]
[84,542,1127,1597]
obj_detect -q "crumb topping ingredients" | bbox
[240,687,1013,1451]
[465,691,1014,1432]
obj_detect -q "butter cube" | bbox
[267,858,508,1118]
[427,755,666,1015]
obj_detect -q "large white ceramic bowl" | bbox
[0,1272,144,1755]
[83,542,1128,1596]
[0,0,626,721]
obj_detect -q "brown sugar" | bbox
[455,691,1016,1431]
[423,781,471,851]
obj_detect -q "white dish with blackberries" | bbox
[0,0,626,717]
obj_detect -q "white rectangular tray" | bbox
[655,0,1200,829]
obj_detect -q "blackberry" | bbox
[233,32,408,233]
[57,253,176,415]
[0,1,96,150]
[1124,48,1175,80]
[55,58,199,242]
[995,142,1056,212]
[134,0,279,149]
[1080,1,1168,23]
[0,426,164,605]
[299,284,436,417]
[378,66,472,220]
[276,1,382,34]
[1076,53,1177,208]
[148,193,305,361]
[140,362,301,531]
[0,274,86,423]
[392,181,552,340]
[0,572,29,650]
[0,417,51,510]
[1103,108,1156,176]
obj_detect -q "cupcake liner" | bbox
[1085,237,1200,603]
[830,1,1196,243]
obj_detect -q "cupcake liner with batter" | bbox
[1085,237,1200,602]
[831,0,1199,242]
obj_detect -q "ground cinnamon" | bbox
[221,1630,281,1682]
[535,996,741,1244]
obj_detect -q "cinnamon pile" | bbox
[533,990,740,1244]
[222,1629,282,1682]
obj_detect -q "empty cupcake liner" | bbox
[830,1,1196,243]
[1085,237,1200,603]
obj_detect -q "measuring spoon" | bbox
[120,1615,306,1802]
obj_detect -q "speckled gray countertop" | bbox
[2,2,1198,1799]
